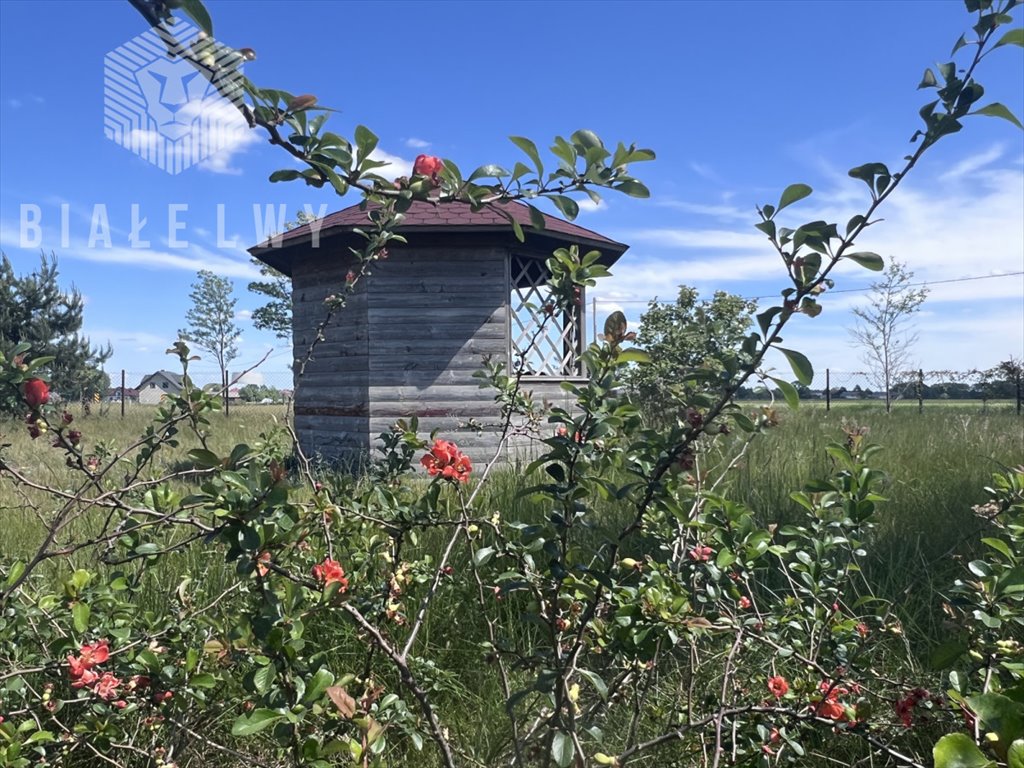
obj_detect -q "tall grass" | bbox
[1,403,1020,765]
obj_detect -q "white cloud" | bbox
[366,148,413,180]
[655,199,751,222]
[626,227,767,251]
[940,144,1004,181]
[689,161,725,185]
[235,308,253,321]
[577,198,607,214]
[404,137,431,149]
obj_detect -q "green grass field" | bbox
[1,402,1021,765]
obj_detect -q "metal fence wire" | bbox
[96,366,1021,416]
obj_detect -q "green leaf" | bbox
[778,348,813,385]
[71,602,90,633]
[845,251,884,271]
[551,195,579,221]
[919,68,938,89]
[253,664,276,694]
[189,673,217,689]
[931,639,969,670]
[615,180,650,198]
[617,348,651,365]
[933,733,996,768]
[354,125,379,161]
[473,547,496,567]
[982,537,1016,562]
[269,169,303,183]
[972,102,1024,130]
[303,668,335,704]
[551,731,575,768]
[770,376,800,410]
[510,217,525,243]
[231,709,284,736]
[468,164,510,182]
[179,0,213,36]
[576,669,608,700]
[777,183,812,212]
[4,560,25,589]
[968,693,1024,744]
[510,136,544,178]
[188,449,222,468]
[951,33,970,55]
[994,28,1024,48]
[1009,740,1024,768]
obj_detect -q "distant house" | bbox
[106,386,140,403]
[136,370,184,404]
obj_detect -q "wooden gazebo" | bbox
[249,200,629,466]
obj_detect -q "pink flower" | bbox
[767,676,789,699]
[312,558,349,591]
[92,672,121,701]
[23,378,49,407]
[413,154,444,177]
[688,545,713,562]
[738,596,752,610]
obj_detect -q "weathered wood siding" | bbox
[290,248,369,460]
[363,246,508,465]
[288,242,584,468]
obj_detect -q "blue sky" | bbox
[1,0,1022,389]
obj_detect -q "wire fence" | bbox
[99,369,295,417]
[739,368,1023,412]
[93,366,1022,417]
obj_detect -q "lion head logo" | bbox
[104,23,248,174]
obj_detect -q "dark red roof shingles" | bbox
[249,199,626,253]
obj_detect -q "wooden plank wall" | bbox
[286,242,586,470]
[290,249,369,461]
[364,246,508,465]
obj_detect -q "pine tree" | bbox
[178,270,241,389]
[0,253,112,410]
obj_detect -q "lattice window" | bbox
[510,254,583,377]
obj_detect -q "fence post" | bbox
[1017,369,1022,416]
[917,369,924,414]
[825,368,831,412]
[224,370,231,418]
[120,370,126,418]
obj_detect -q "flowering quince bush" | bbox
[1,2,1023,767]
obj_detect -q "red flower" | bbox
[23,378,49,407]
[856,622,869,638]
[129,675,151,690]
[413,154,444,177]
[92,672,121,701]
[70,668,99,689]
[79,639,110,667]
[688,545,713,562]
[767,676,789,699]
[812,680,851,721]
[421,439,472,484]
[738,596,752,610]
[256,551,271,577]
[814,699,846,720]
[312,558,349,591]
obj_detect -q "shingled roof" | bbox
[249,199,628,276]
